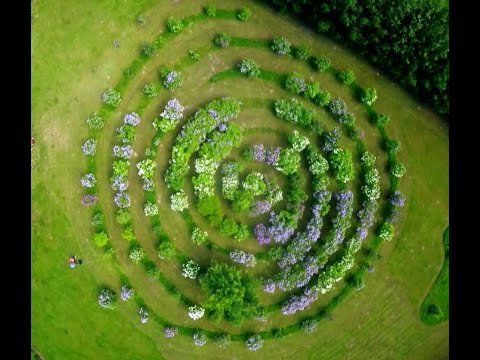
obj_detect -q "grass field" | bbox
[420,227,449,325]
[31,0,449,359]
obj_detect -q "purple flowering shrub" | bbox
[81,139,97,155]
[101,88,121,107]
[98,289,117,309]
[164,326,178,338]
[238,58,260,77]
[230,249,256,267]
[80,173,97,188]
[114,191,131,208]
[120,285,133,301]
[245,334,263,351]
[153,98,185,133]
[160,66,183,91]
[285,73,306,94]
[113,145,133,159]
[81,194,98,207]
[123,112,140,126]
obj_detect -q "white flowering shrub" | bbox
[86,113,104,130]
[129,247,145,263]
[170,190,189,212]
[139,307,149,323]
[143,201,158,217]
[191,227,208,245]
[188,305,205,320]
[136,159,156,180]
[101,88,121,107]
[193,331,207,346]
[391,163,406,178]
[238,58,260,77]
[182,260,200,279]
[246,334,263,351]
[80,173,97,188]
[288,130,310,152]
[378,222,394,241]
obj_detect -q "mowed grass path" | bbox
[31,0,448,359]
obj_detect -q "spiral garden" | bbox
[32,1,449,359]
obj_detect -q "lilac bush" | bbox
[245,334,263,351]
[251,200,271,217]
[136,159,156,180]
[391,163,406,178]
[139,307,149,323]
[301,319,317,333]
[81,194,98,207]
[214,32,231,48]
[113,145,133,159]
[321,127,341,152]
[267,211,295,244]
[101,88,121,107]
[142,178,154,191]
[182,260,200,279]
[170,190,189,212]
[81,173,97,188]
[114,191,131,208]
[271,36,291,55]
[193,331,207,346]
[116,124,135,144]
[238,58,261,77]
[153,98,185,133]
[188,305,205,320]
[86,112,104,130]
[285,73,306,94]
[144,201,158,216]
[120,285,133,301]
[378,222,394,241]
[265,146,281,165]
[124,112,140,126]
[288,130,310,152]
[230,249,256,267]
[334,190,354,217]
[81,139,97,155]
[254,223,270,245]
[252,144,266,162]
[263,280,276,293]
[356,227,368,240]
[111,175,129,191]
[390,191,406,207]
[129,247,145,263]
[281,287,318,315]
[98,289,117,309]
[191,227,208,245]
[162,70,183,92]
[164,326,178,338]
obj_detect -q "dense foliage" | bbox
[199,262,259,324]
[262,0,449,116]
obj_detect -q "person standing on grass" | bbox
[31,136,35,150]
[68,256,83,268]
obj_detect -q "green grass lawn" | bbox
[32,0,448,359]
[420,227,449,325]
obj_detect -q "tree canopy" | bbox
[200,262,259,324]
